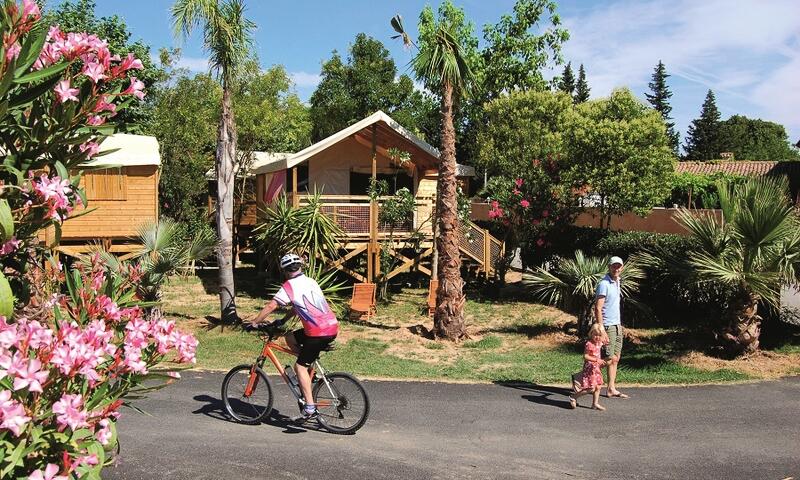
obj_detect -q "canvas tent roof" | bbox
[250,111,475,177]
[84,133,161,167]
[252,111,442,175]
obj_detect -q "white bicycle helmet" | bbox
[279,253,303,271]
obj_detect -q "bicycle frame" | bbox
[244,335,335,408]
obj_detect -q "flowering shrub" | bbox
[481,156,578,270]
[0,2,198,478]
[0,257,197,478]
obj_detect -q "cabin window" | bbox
[349,171,414,196]
[284,166,309,193]
[83,168,127,201]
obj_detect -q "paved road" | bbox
[106,373,800,480]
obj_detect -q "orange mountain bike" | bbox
[221,324,370,435]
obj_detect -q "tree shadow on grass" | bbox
[192,394,311,434]
[487,322,564,338]
[195,267,269,300]
[494,381,574,410]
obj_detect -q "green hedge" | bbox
[522,226,710,326]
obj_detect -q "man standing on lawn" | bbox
[594,256,629,399]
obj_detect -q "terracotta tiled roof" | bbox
[675,161,800,177]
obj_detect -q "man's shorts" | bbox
[292,328,336,367]
[604,324,624,358]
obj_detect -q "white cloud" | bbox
[561,0,800,137]
[175,56,210,72]
[289,71,322,88]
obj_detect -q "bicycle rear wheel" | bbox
[313,372,370,434]
[222,364,274,424]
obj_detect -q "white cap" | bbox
[609,256,624,266]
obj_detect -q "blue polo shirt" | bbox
[595,274,621,326]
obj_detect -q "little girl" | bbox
[569,323,607,411]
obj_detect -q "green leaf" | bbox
[54,160,69,180]
[13,62,69,84]
[0,271,13,318]
[8,74,61,108]
[0,199,13,242]
[14,23,48,76]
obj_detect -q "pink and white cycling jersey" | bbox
[274,274,339,337]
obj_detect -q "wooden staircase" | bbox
[458,220,503,278]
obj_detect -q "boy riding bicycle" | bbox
[248,253,339,423]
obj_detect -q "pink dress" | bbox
[577,340,604,390]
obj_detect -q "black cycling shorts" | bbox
[292,328,336,367]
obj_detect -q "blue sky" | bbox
[81,0,800,147]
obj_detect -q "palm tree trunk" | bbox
[434,80,466,340]
[216,83,238,323]
[721,289,761,355]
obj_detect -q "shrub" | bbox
[0,4,197,477]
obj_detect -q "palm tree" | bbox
[172,0,255,323]
[84,219,218,306]
[525,251,646,337]
[391,11,476,340]
[645,177,800,355]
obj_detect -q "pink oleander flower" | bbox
[514,178,523,188]
[172,332,198,364]
[512,188,521,196]
[120,52,143,71]
[5,42,21,61]
[532,219,540,226]
[0,236,21,255]
[11,358,49,393]
[79,141,100,158]
[52,394,88,432]
[0,351,26,381]
[93,295,121,322]
[31,174,75,222]
[122,345,147,374]
[542,210,550,218]
[54,80,79,103]
[28,464,68,480]
[520,199,530,208]
[122,76,145,100]
[536,238,545,247]
[95,418,113,445]
[21,0,41,20]
[86,115,105,126]
[0,389,31,437]
[93,94,116,114]
[76,454,99,467]
[82,61,106,83]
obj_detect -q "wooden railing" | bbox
[294,194,434,238]
[459,220,503,276]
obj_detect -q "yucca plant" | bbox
[253,190,343,274]
[524,250,647,337]
[643,176,800,355]
[86,219,218,304]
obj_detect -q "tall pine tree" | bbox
[646,60,679,155]
[558,62,575,95]
[574,63,590,103]
[684,90,721,160]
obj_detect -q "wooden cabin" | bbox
[42,133,161,258]
[249,111,502,282]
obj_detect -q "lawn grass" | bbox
[160,269,800,385]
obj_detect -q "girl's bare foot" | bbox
[569,396,577,409]
[591,404,606,411]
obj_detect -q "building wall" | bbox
[470,203,722,236]
[58,165,159,239]
[307,137,418,195]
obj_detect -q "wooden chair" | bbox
[349,282,376,322]
[427,279,438,318]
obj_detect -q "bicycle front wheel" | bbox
[313,372,370,434]
[221,364,274,424]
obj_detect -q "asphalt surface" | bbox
[106,372,800,480]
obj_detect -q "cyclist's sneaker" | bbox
[291,409,319,424]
